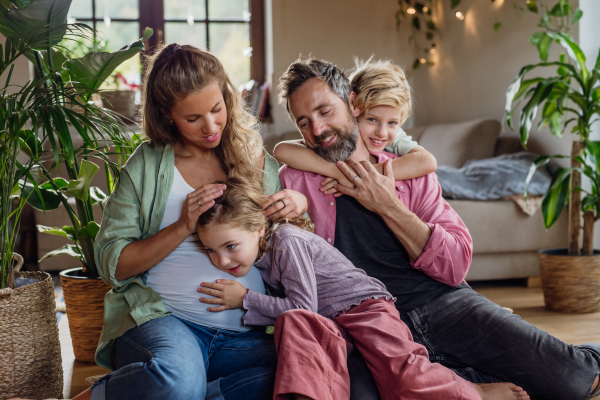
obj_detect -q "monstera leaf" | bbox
[65,28,153,92]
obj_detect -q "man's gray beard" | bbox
[312,123,359,163]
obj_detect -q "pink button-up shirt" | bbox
[279,151,473,287]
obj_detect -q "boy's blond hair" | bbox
[348,58,412,125]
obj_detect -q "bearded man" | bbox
[276,57,600,400]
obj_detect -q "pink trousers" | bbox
[273,299,480,400]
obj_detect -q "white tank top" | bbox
[146,167,266,331]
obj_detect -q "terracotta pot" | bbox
[59,267,111,363]
[538,249,600,313]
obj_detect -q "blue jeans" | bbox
[90,315,276,400]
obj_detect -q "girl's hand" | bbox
[263,189,308,219]
[198,280,248,312]
[319,177,349,197]
[178,183,226,234]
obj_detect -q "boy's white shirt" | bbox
[384,127,421,156]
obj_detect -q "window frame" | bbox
[70,0,266,83]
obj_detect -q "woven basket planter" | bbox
[0,253,63,400]
[539,249,600,313]
[60,267,111,364]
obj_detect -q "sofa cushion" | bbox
[414,119,501,168]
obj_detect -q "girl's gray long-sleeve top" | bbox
[243,224,394,326]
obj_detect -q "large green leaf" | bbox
[2,0,72,46]
[78,221,99,239]
[585,141,600,177]
[572,8,583,23]
[530,32,553,62]
[64,28,152,92]
[39,243,81,261]
[549,1,572,17]
[550,32,588,82]
[519,81,557,146]
[90,186,108,205]
[23,181,62,210]
[541,166,571,228]
[504,62,579,130]
[65,159,99,200]
[37,224,76,241]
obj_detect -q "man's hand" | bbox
[198,280,248,312]
[334,159,399,214]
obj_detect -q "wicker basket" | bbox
[60,267,111,363]
[0,253,63,400]
[539,249,600,313]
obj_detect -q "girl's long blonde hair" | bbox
[197,178,314,259]
[140,43,263,182]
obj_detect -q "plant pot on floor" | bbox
[0,253,63,400]
[538,249,600,313]
[102,90,137,121]
[60,267,111,363]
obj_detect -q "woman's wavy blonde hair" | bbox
[348,58,412,125]
[197,177,314,259]
[140,43,263,181]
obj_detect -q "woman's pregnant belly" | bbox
[146,241,266,332]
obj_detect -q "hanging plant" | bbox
[395,0,462,69]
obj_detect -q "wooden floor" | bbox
[59,284,600,399]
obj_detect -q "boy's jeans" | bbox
[90,315,276,400]
[406,286,600,400]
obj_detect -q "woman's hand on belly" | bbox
[263,189,308,219]
[198,279,248,312]
[178,183,227,234]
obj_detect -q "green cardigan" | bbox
[93,142,281,370]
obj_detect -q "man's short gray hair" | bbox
[278,58,351,116]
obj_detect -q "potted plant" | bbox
[505,0,600,313]
[0,0,151,363]
[0,1,89,397]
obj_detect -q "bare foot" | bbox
[474,382,530,400]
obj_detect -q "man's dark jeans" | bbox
[350,286,600,400]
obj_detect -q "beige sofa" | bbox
[36,119,567,281]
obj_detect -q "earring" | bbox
[169,119,173,124]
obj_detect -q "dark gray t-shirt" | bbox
[333,195,466,316]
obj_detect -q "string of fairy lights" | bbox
[396,0,548,69]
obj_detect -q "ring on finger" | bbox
[279,199,287,209]
[198,199,203,206]
[352,175,360,182]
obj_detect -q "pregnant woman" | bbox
[83,44,307,400]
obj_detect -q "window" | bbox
[68,0,265,89]
[68,0,142,88]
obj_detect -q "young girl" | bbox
[273,58,436,195]
[196,179,530,400]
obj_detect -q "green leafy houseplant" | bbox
[0,0,152,288]
[505,0,599,256]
